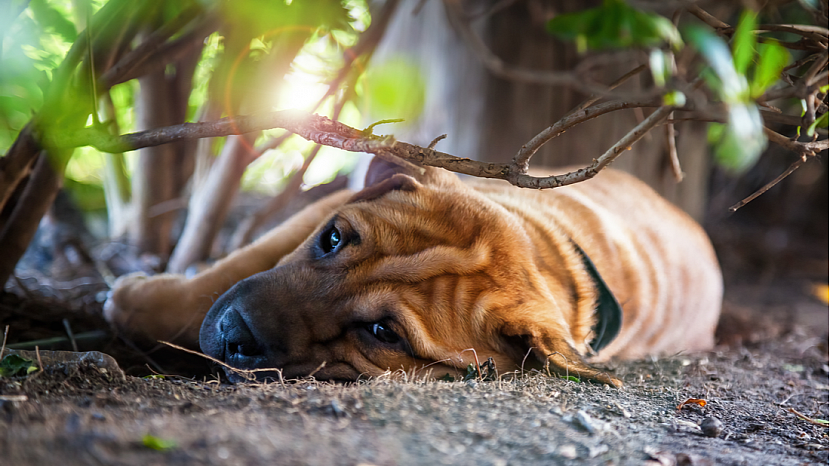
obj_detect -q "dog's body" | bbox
[105,160,722,386]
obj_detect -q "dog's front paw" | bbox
[104,272,200,346]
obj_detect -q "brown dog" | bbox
[104,158,722,386]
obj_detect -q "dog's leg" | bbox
[104,189,353,347]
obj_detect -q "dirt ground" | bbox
[1,174,828,465]
[0,271,827,466]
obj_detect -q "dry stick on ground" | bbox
[160,341,283,383]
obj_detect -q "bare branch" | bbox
[508,106,676,188]
[571,64,648,113]
[729,126,829,211]
[763,127,829,156]
[101,10,218,87]
[512,99,663,173]
[443,0,660,100]
[728,156,807,212]
[44,97,690,192]
[686,5,729,30]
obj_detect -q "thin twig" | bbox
[763,127,829,156]
[512,99,664,173]
[62,319,79,352]
[428,134,447,150]
[789,408,830,428]
[159,340,282,382]
[728,118,830,212]
[0,325,8,360]
[665,112,684,182]
[443,0,660,100]
[686,5,729,30]
[306,361,326,379]
[510,106,676,189]
[571,64,648,113]
[729,157,807,212]
[35,346,43,373]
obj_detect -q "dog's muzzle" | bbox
[199,273,283,382]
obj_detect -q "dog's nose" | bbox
[219,308,262,359]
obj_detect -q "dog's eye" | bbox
[320,226,342,254]
[368,323,400,344]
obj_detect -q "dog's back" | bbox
[466,167,723,360]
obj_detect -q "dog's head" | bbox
[200,158,621,386]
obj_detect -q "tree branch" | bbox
[442,0,661,100]
[43,101,675,190]
[508,106,676,188]
[512,99,663,173]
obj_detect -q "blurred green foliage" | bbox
[361,56,426,124]
[0,353,38,377]
[547,0,804,176]
[546,0,682,53]
[1,0,382,214]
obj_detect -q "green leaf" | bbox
[546,0,681,51]
[708,104,766,174]
[561,375,581,383]
[0,354,38,377]
[142,434,177,451]
[807,111,828,137]
[28,0,77,44]
[732,10,757,75]
[750,40,790,98]
[364,57,426,122]
[684,25,748,103]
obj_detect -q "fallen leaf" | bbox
[0,354,38,377]
[142,434,177,451]
[676,398,707,410]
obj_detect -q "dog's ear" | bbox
[364,157,416,187]
[501,319,623,388]
[365,156,462,189]
[349,173,421,203]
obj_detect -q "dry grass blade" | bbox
[0,325,8,360]
[159,340,283,383]
[789,408,830,427]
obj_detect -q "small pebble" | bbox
[557,444,578,459]
[700,417,723,437]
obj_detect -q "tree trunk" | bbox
[129,67,177,256]
[0,153,64,287]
